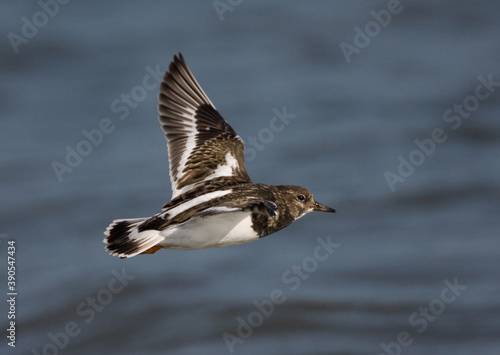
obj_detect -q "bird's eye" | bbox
[297,194,305,201]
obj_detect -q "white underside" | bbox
[158,211,259,250]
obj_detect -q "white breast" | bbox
[159,211,259,250]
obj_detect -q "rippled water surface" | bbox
[1,1,499,354]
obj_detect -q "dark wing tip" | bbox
[170,52,185,73]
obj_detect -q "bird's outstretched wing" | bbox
[158,53,251,198]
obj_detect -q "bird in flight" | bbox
[104,54,335,258]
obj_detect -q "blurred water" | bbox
[1,1,500,354]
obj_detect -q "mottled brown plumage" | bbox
[103,54,334,258]
[158,55,250,198]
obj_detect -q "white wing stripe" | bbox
[174,153,239,197]
[207,152,238,181]
[172,115,197,197]
[163,189,232,216]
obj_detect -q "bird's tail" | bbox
[103,218,165,258]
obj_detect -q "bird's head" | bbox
[279,185,335,220]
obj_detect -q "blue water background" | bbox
[1,1,499,354]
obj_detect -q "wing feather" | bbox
[158,54,250,198]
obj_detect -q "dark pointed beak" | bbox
[313,201,336,213]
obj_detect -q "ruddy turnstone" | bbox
[104,53,335,258]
